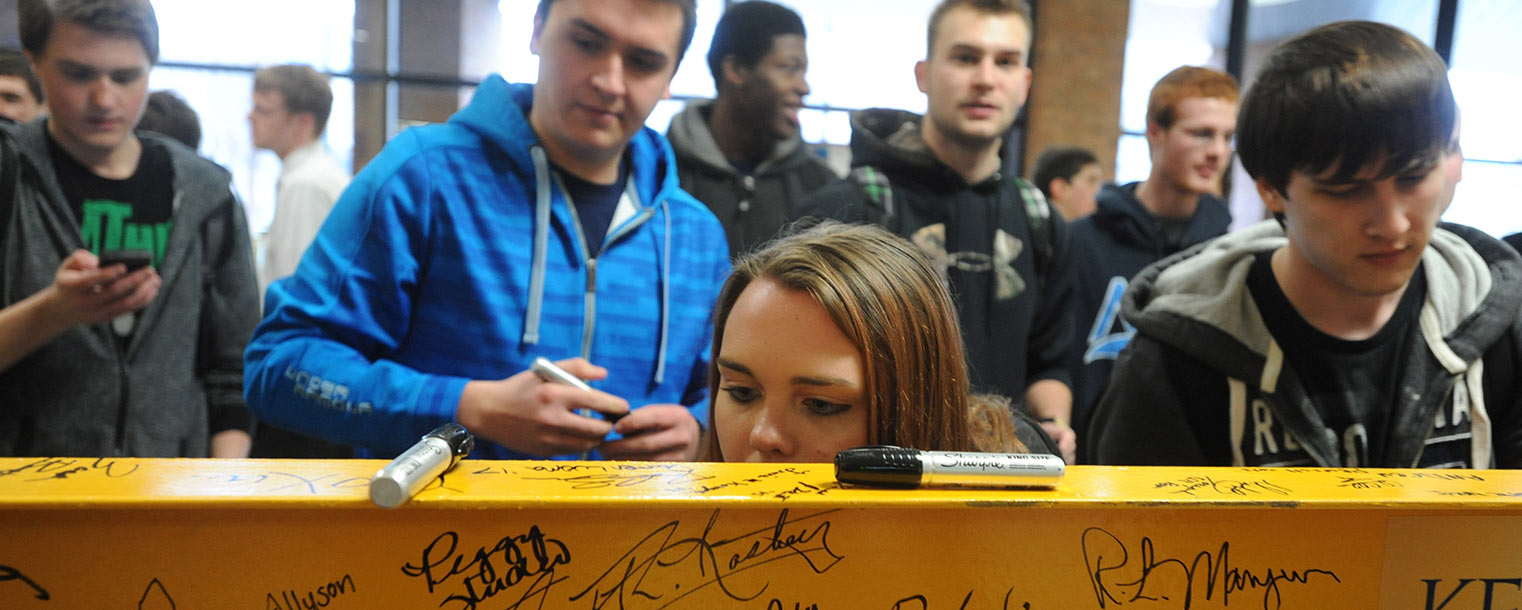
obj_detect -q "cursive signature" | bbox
[1153,477,1291,498]
[402,526,571,610]
[570,508,844,609]
[1082,527,1339,610]
[0,457,139,482]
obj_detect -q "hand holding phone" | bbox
[99,249,153,272]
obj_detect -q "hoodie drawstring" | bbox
[1419,303,1493,467]
[523,146,552,346]
[653,200,672,385]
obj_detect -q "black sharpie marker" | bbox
[369,423,474,508]
[835,445,1064,489]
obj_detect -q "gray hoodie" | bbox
[1088,220,1522,468]
[0,120,259,457]
[666,100,836,255]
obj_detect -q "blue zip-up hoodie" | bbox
[244,76,731,459]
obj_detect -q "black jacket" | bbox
[794,108,1075,405]
[1067,182,1231,437]
[1088,221,1522,468]
[0,120,260,457]
[666,101,836,255]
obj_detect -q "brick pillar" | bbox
[1024,0,1130,182]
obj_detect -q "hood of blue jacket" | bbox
[447,75,686,209]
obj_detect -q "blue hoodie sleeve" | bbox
[680,247,732,429]
[243,131,468,455]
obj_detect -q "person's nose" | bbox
[589,53,626,100]
[747,403,794,461]
[1365,183,1413,239]
[87,76,115,110]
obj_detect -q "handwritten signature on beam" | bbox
[403,525,571,610]
[0,457,139,482]
[570,507,845,610]
[1153,476,1292,498]
[1082,527,1339,610]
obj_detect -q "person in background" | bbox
[1086,21,1522,469]
[707,221,1056,462]
[794,0,1076,462]
[1065,66,1236,442]
[1031,145,1102,221]
[244,0,730,462]
[0,49,44,123]
[248,64,350,299]
[242,66,354,459]
[666,0,835,255]
[0,0,259,458]
[136,90,200,149]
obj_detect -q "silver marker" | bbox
[835,445,1064,489]
[531,357,624,423]
[369,423,474,508]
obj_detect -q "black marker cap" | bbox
[834,445,922,488]
[426,422,475,459]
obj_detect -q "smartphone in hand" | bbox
[99,249,153,272]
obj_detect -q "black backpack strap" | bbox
[848,165,896,231]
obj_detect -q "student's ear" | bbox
[1255,177,1287,214]
[1144,119,1165,148]
[914,60,929,94]
[721,55,748,90]
[296,112,318,139]
[1049,177,1071,202]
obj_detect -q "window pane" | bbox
[1114,134,1151,185]
[1449,0,1522,164]
[1442,161,1522,238]
[154,0,355,71]
[801,0,940,114]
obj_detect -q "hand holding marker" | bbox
[531,357,626,423]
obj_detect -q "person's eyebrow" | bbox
[716,358,753,377]
[792,374,857,388]
[718,358,856,388]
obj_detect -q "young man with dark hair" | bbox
[0,0,260,458]
[245,0,730,462]
[1087,21,1522,468]
[137,90,200,149]
[1066,66,1236,442]
[796,0,1074,462]
[1031,145,1101,220]
[666,0,834,255]
[0,49,44,123]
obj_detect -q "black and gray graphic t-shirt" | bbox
[49,135,175,267]
[1247,250,1425,467]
